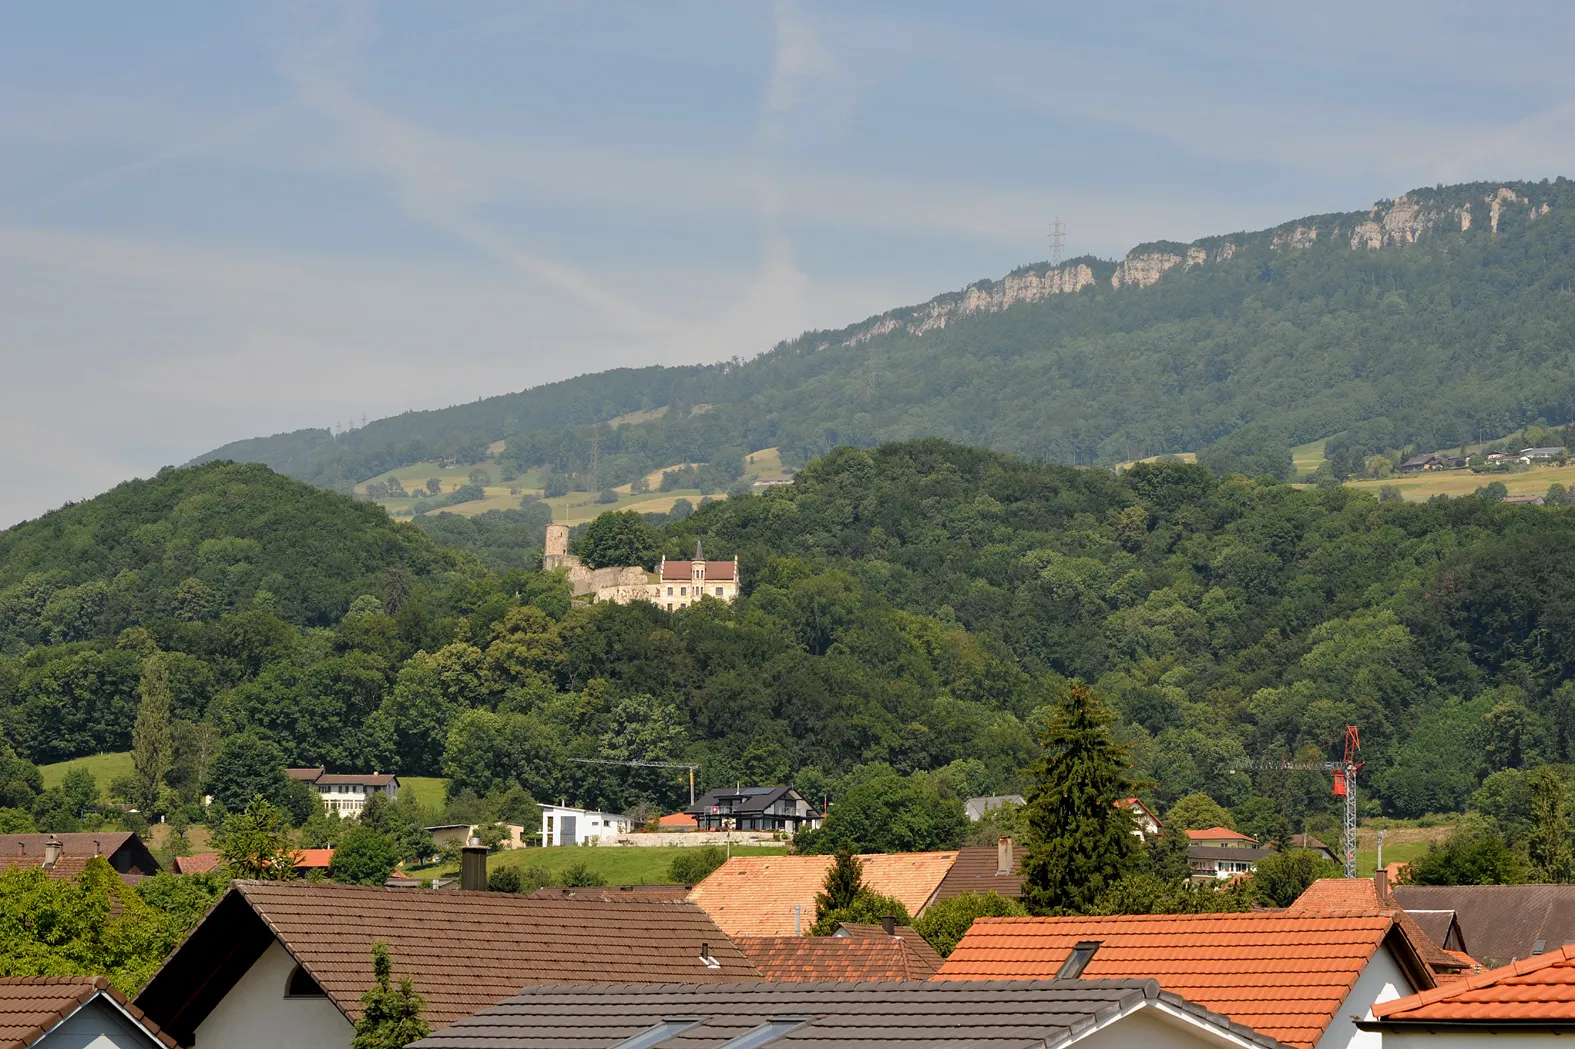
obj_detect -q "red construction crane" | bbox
[1251,725,1363,878]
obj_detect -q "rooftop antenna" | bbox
[1049,216,1065,268]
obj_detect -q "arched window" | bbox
[285,964,326,999]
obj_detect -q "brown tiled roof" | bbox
[1392,884,1575,969]
[315,773,398,787]
[935,912,1432,1049]
[171,853,221,875]
[660,560,735,581]
[135,881,760,1042]
[933,845,1022,901]
[285,767,326,781]
[0,833,139,859]
[0,976,176,1049]
[530,884,695,900]
[1369,943,1575,1024]
[0,855,91,880]
[412,979,1293,1049]
[1186,827,1259,844]
[834,922,945,972]
[734,936,939,981]
[687,852,958,937]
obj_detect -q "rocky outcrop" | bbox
[824,184,1552,351]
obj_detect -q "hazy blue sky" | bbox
[4,1,1575,524]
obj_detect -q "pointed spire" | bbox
[694,538,704,561]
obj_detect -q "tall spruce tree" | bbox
[814,841,864,924]
[1020,684,1139,914]
[352,942,429,1049]
[130,654,174,817]
[1528,767,1574,883]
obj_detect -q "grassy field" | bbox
[1291,437,1329,478]
[40,752,133,796]
[415,843,789,883]
[1343,462,1575,502]
[399,776,448,810]
[1112,452,1198,471]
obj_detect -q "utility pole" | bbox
[1050,216,1065,267]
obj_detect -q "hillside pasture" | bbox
[41,751,133,797]
[1344,462,1575,502]
[1291,437,1329,478]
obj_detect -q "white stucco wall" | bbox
[44,998,163,1049]
[1316,944,1413,1049]
[195,940,353,1049]
[1378,1030,1569,1049]
[1074,1002,1261,1049]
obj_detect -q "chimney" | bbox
[1374,867,1389,901]
[43,835,63,870]
[460,836,488,892]
[93,840,101,857]
[880,915,896,936]
[997,836,1014,876]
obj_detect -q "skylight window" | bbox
[715,1018,811,1049]
[608,1018,704,1049]
[1056,941,1102,979]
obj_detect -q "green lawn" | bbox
[415,843,788,885]
[40,752,133,796]
[1354,838,1435,877]
[400,776,448,811]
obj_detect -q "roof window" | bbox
[1056,941,1102,979]
[608,1018,704,1049]
[715,1018,811,1049]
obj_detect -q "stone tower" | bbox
[544,523,570,558]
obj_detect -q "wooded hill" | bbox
[5,443,1574,840]
[193,178,1575,492]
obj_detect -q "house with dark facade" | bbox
[687,786,820,833]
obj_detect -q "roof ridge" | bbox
[1373,943,1575,1017]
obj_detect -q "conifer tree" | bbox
[352,942,429,1049]
[1528,767,1574,883]
[814,841,863,923]
[130,654,173,817]
[1020,684,1139,914]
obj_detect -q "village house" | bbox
[687,851,958,937]
[414,979,1288,1049]
[1361,942,1575,1046]
[1392,884,1575,968]
[1186,827,1274,880]
[0,977,176,1049]
[1121,797,1163,836]
[0,831,161,881]
[932,837,1023,902]
[541,525,741,609]
[963,794,1024,820]
[1400,454,1448,473]
[687,785,820,834]
[539,803,634,845]
[134,881,758,1049]
[285,768,398,816]
[936,875,1468,1049]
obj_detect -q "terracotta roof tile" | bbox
[933,846,1022,902]
[1287,878,1475,974]
[1372,943,1575,1022]
[0,976,176,1049]
[1186,827,1259,843]
[735,935,939,981]
[137,881,761,1035]
[660,560,735,581]
[934,912,1400,1049]
[291,848,334,869]
[0,855,91,880]
[835,922,946,972]
[171,853,221,875]
[687,852,957,937]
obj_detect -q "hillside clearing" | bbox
[1344,462,1575,502]
[41,752,133,796]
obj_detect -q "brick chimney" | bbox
[1374,867,1389,902]
[997,836,1014,876]
[881,915,897,936]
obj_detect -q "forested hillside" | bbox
[194,179,1575,494]
[4,444,1572,839]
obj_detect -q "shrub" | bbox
[913,892,1027,956]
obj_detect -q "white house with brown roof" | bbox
[0,977,176,1049]
[285,768,398,816]
[654,541,738,610]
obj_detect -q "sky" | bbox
[4,1,1575,526]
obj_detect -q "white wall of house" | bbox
[1316,944,1413,1049]
[195,940,352,1049]
[1377,1031,1569,1049]
[44,997,166,1049]
[1075,1002,1267,1049]
[540,805,633,846]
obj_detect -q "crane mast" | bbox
[1252,725,1363,878]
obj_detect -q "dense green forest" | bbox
[4,444,1575,847]
[192,179,1575,494]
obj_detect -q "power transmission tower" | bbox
[1049,216,1065,267]
[567,757,701,804]
[1248,725,1363,878]
[588,423,601,494]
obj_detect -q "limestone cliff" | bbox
[823,182,1554,351]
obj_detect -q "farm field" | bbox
[1291,437,1328,478]
[415,842,789,884]
[40,751,133,796]
[1343,462,1575,502]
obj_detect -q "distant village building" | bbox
[1522,446,1567,460]
[1400,454,1448,472]
[542,526,740,609]
[539,803,634,845]
[541,523,649,599]
[963,795,1024,821]
[285,768,398,815]
[687,786,820,834]
[656,542,739,611]
[1185,827,1273,880]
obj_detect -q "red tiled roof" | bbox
[835,922,945,972]
[735,935,939,981]
[292,848,334,869]
[687,852,958,937]
[660,560,736,581]
[658,813,698,828]
[172,853,221,875]
[935,912,1413,1049]
[1372,943,1575,1023]
[1186,826,1258,843]
[0,976,176,1049]
[1286,878,1475,976]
